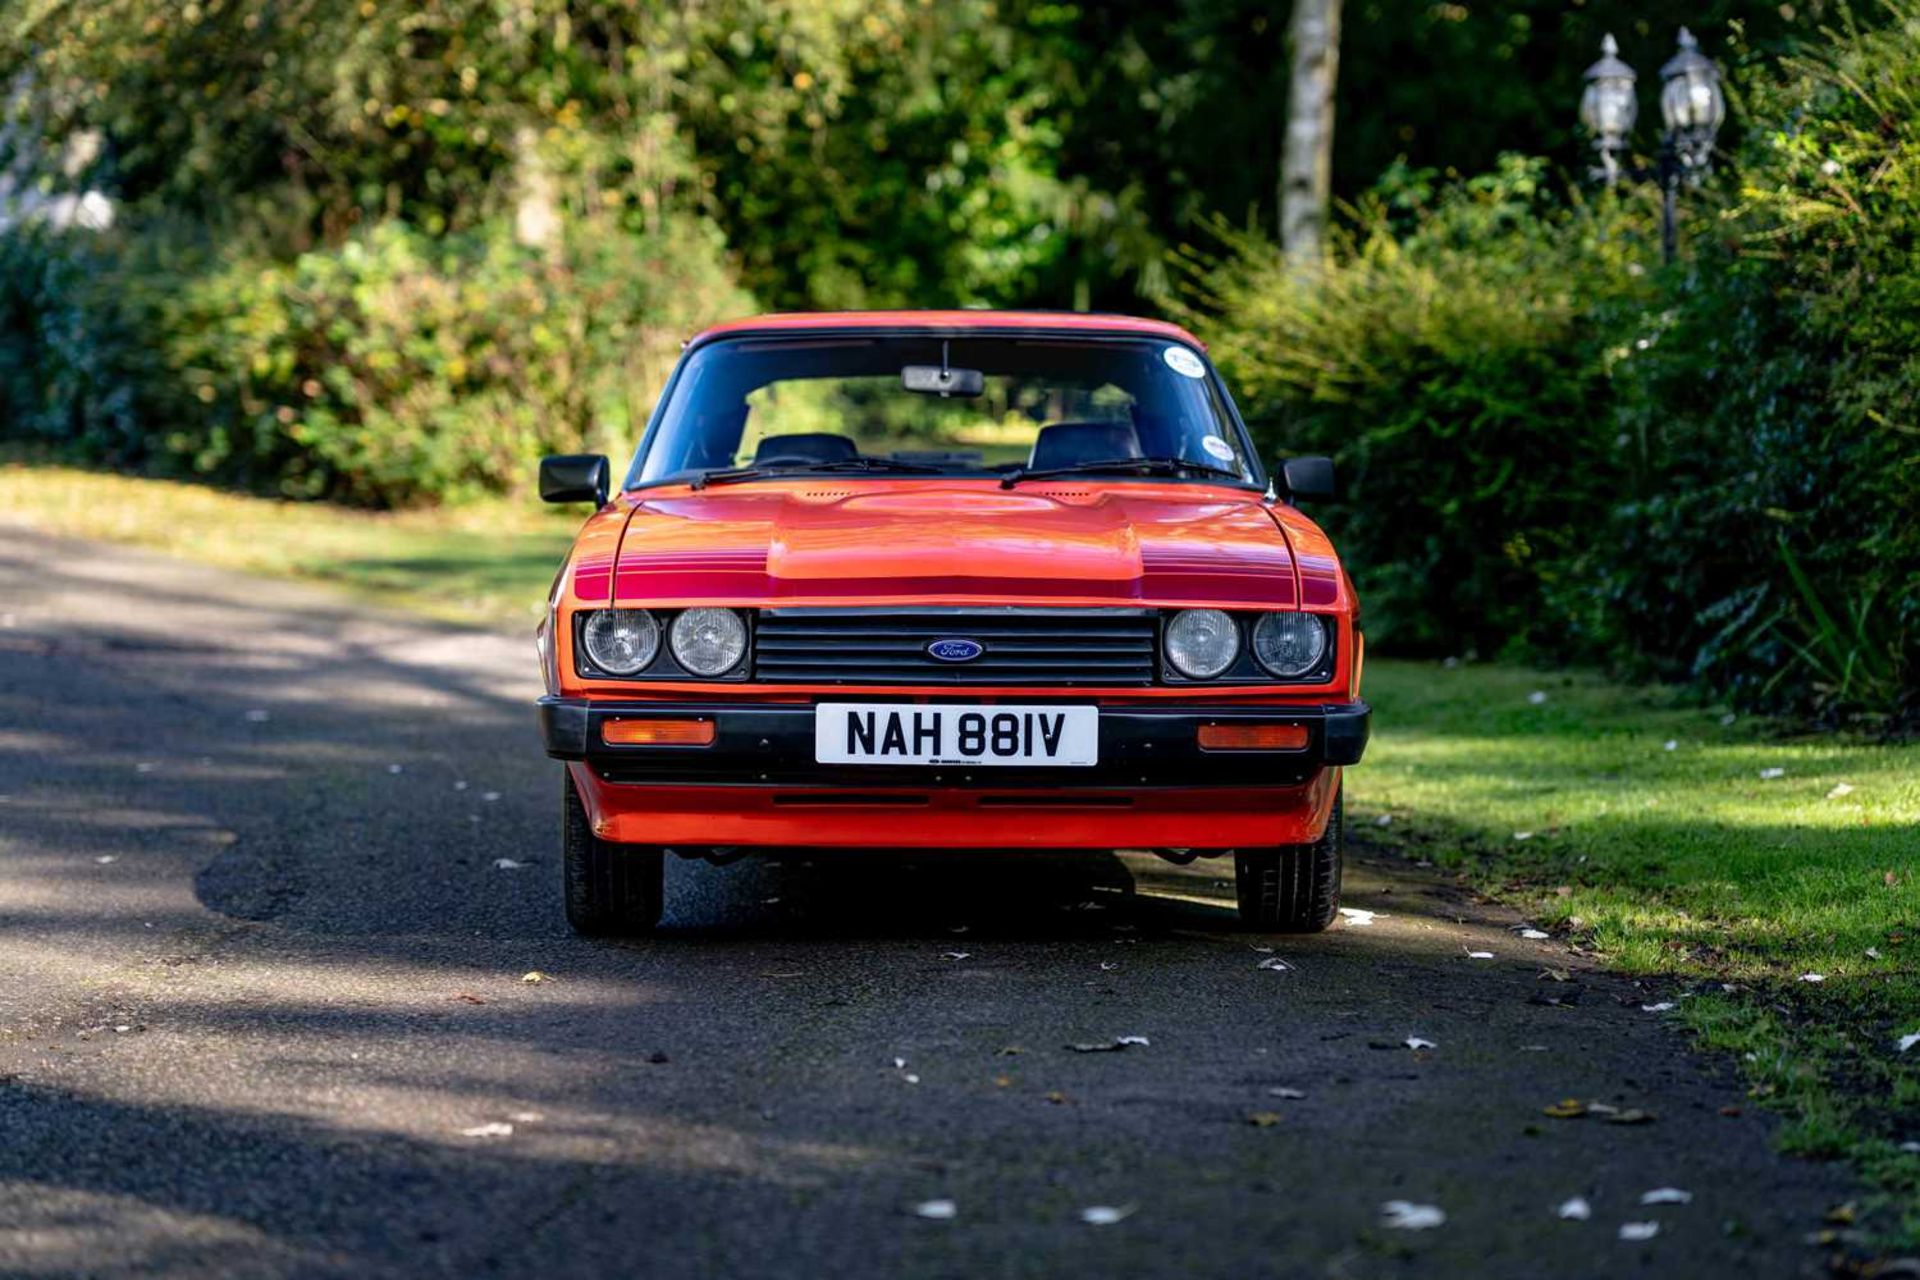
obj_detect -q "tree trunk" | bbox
[1281,0,1343,277]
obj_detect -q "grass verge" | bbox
[0,457,578,627]
[1356,660,1920,1247]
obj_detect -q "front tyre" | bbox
[1235,784,1343,932]
[562,771,664,936]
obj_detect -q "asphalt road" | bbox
[0,525,1860,1279]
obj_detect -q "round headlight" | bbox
[1252,612,1329,678]
[670,607,748,676]
[581,609,659,675]
[1165,608,1240,679]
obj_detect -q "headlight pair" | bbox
[1164,609,1331,681]
[580,608,747,677]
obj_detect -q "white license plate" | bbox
[814,703,1099,767]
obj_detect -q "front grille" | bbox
[752,608,1158,686]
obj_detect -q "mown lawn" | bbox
[0,457,578,627]
[1356,661,1920,1243]
[5,459,1916,1239]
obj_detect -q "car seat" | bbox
[751,433,860,465]
[1027,422,1144,470]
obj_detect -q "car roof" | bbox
[687,310,1206,350]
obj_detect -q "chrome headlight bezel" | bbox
[1163,608,1242,680]
[668,607,750,677]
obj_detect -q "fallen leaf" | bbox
[1337,907,1377,927]
[1257,957,1293,972]
[1718,1105,1741,1117]
[1067,1035,1148,1053]
[1245,1111,1282,1128]
[450,993,486,1005]
[1639,1188,1692,1205]
[1604,1109,1656,1125]
[1080,1205,1135,1226]
[992,1075,1012,1088]
[509,1111,543,1123]
[912,1200,956,1221]
[459,1122,513,1138]
[1381,1201,1446,1230]
[1405,1036,1437,1051]
[999,1046,1026,1056]
[1541,968,1573,983]
[1519,928,1551,940]
[1557,1196,1591,1220]
[521,971,550,984]
[1045,1090,1072,1105]
[1465,950,1494,960]
[1825,1203,1858,1225]
[1619,1221,1660,1242]
[1543,1099,1588,1119]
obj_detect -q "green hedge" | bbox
[0,216,750,506]
[1187,12,1920,723]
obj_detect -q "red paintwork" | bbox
[544,311,1363,851]
[690,309,1206,349]
[570,763,1341,850]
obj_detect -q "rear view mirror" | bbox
[540,454,610,505]
[902,365,985,397]
[1280,455,1336,500]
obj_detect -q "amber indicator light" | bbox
[1197,723,1309,751]
[602,718,716,747]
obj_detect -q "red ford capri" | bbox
[535,311,1368,934]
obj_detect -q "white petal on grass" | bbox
[1641,1002,1677,1013]
[1381,1201,1446,1230]
[482,791,502,802]
[1528,691,1549,706]
[1465,950,1494,960]
[1557,1197,1592,1221]
[1799,973,1825,984]
[492,858,528,870]
[1080,1205,1136,1226]
[1337,907,1377,927]
[892,1057,907,1069]
[1257,957,1293,972]
[1720,712,1738,726]
[1618,1222,1660,1242]
[1663,740,1678,752]
[386,763,404,775]
[1405,1037,1437,1051]
[459,1122,514,1138]
[1374,814,1394,827]
[1896,1032,1920,1053]
[912,1199,956,1221]
[1519,928,1550,940]
[1827,782,1856,799]
[1639,1188,1693,1205]
[1758,767,1786,780]
[1902,1142,1920,1154]
[903,1073,920,1084]
[1513,831,1535,841]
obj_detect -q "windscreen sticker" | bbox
[1163,346,1206,378]
[1201,434,1237,463]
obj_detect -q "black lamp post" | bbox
[1580,28,1726,263]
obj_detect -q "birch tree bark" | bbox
[1281,0,1343,276]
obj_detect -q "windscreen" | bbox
[630,334,1256,485]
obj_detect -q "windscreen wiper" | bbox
[689,456,946,490]
[999,455,1246,490]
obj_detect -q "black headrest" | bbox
[1028,422,1143,470]
[751,433,859,465]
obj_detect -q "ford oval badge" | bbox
[925,638,985,663]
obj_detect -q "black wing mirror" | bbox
[1279,455,1336,500]
[540,454,610,505]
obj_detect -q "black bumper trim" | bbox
[539,696,1368,788]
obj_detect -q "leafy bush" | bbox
[1184,157,1656,658]
[1,216,750,505]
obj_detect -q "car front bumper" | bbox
[540,696,1367,849]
